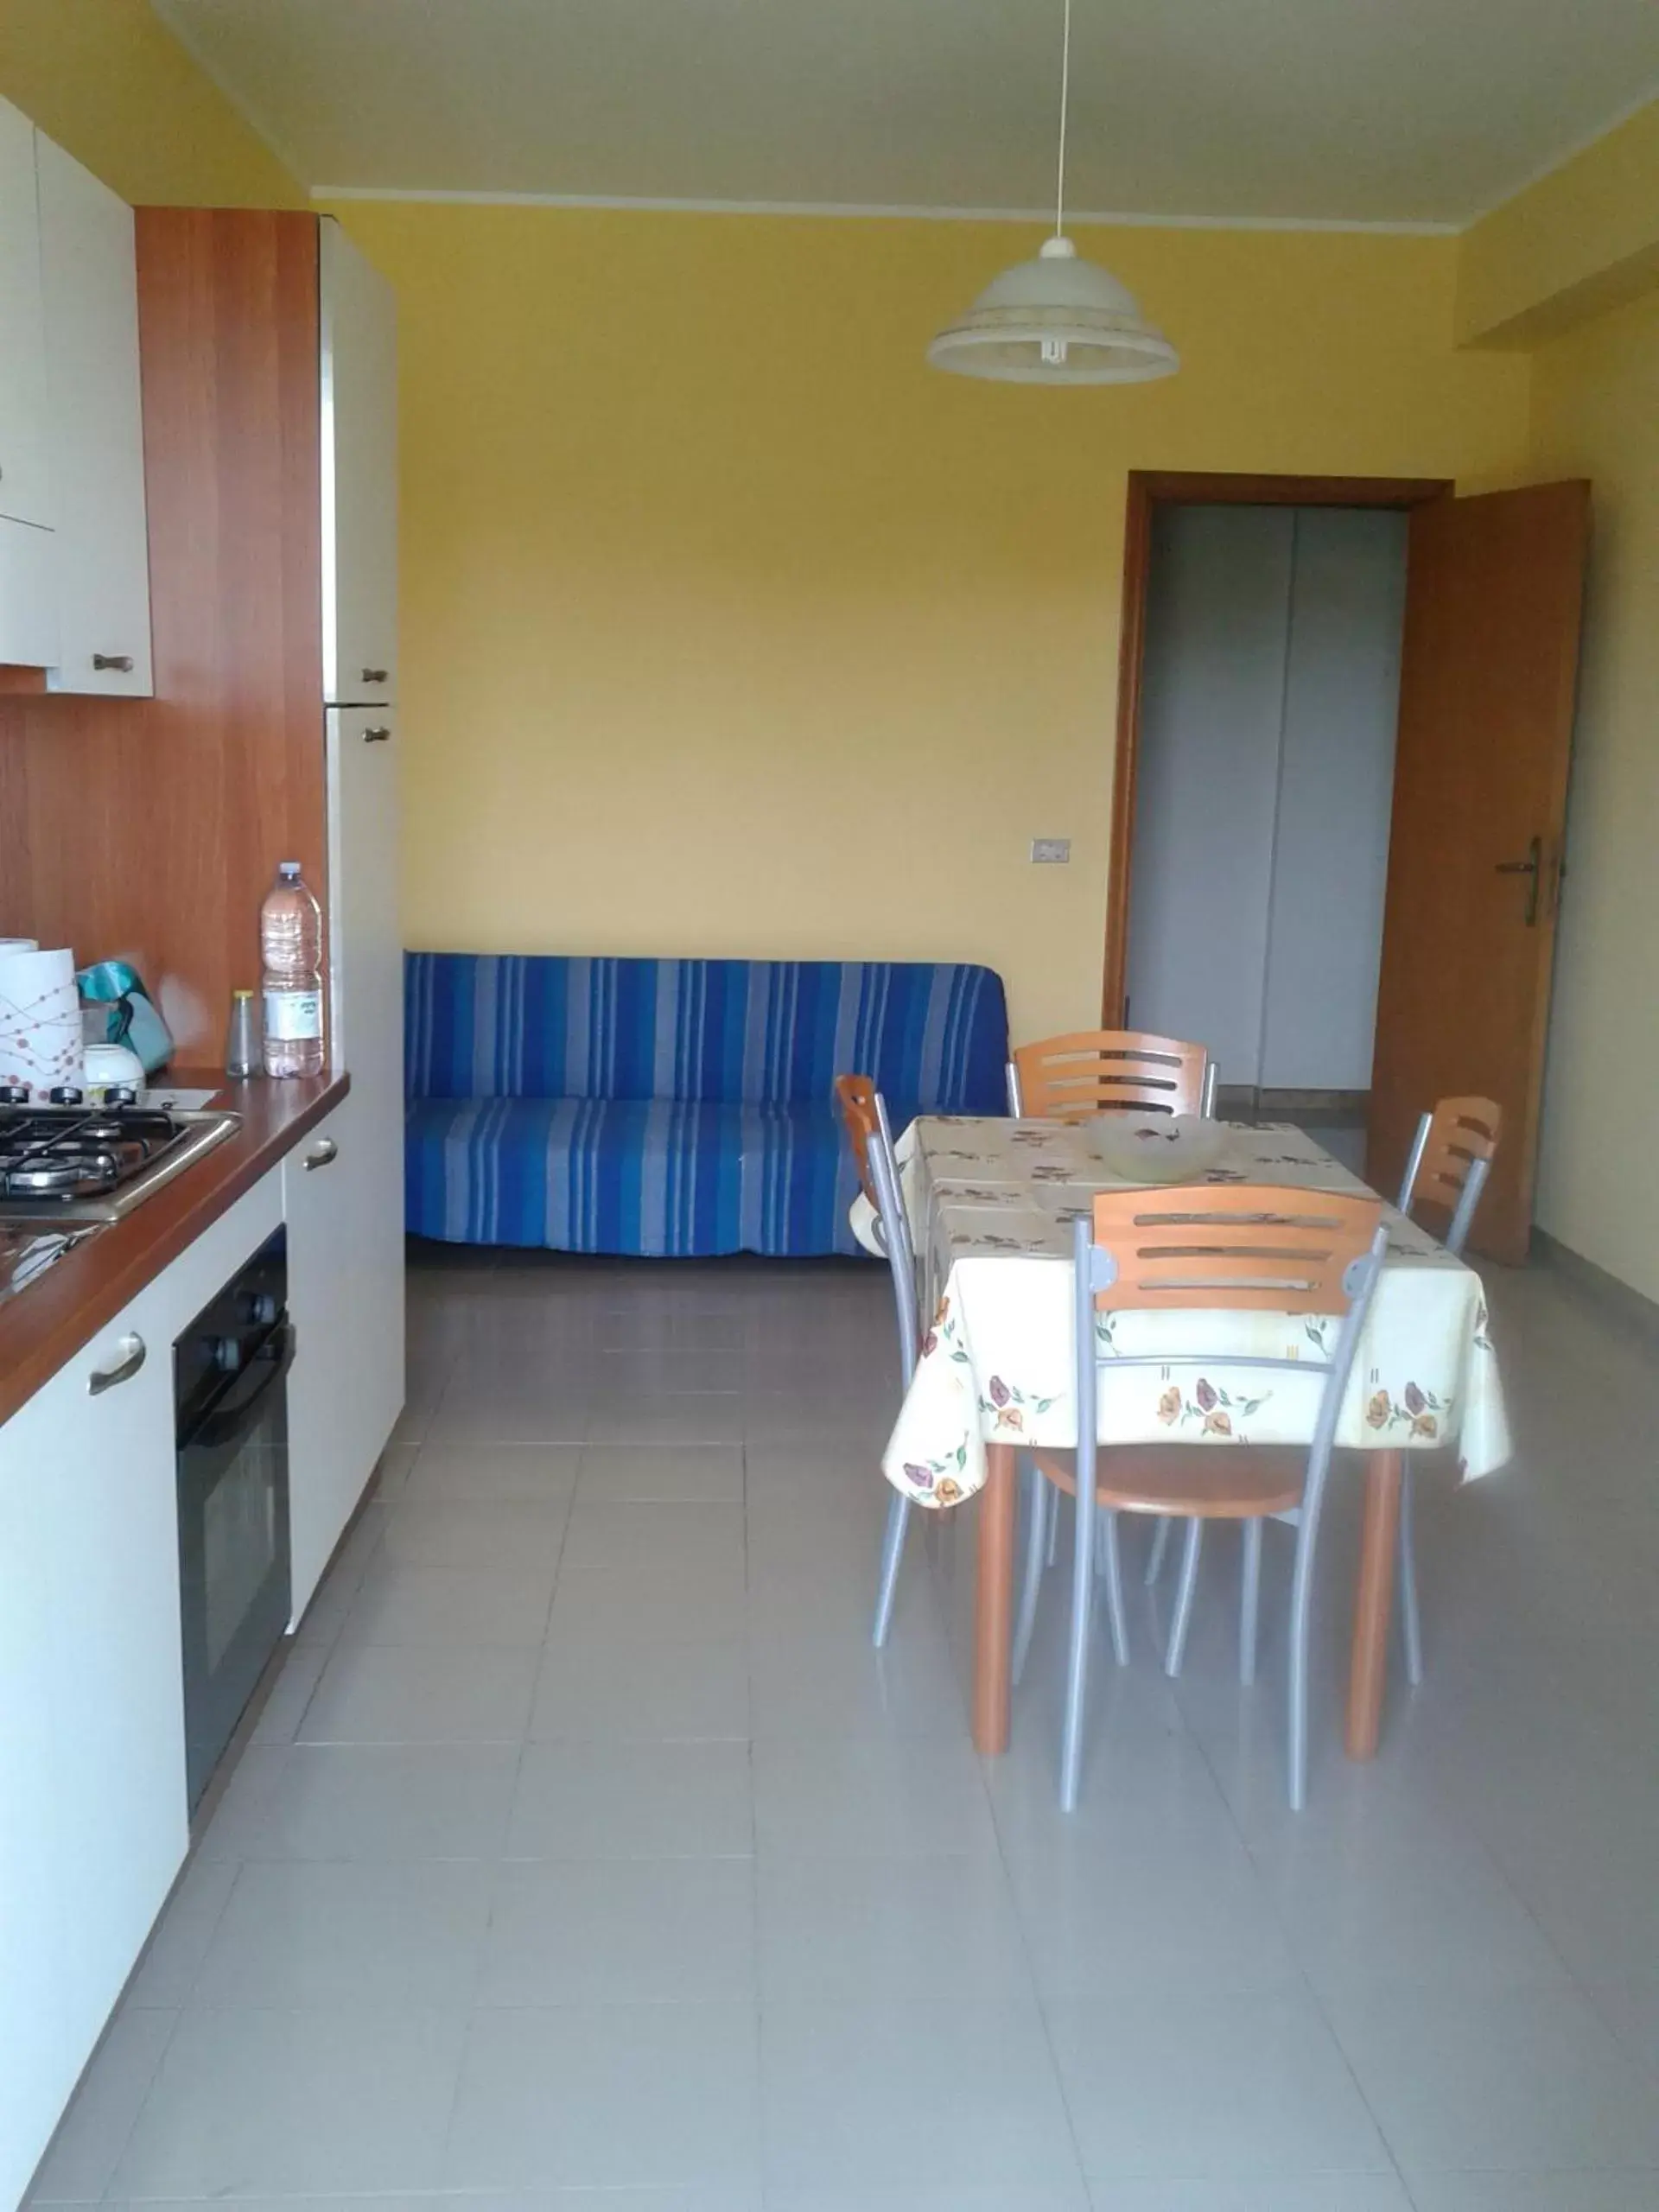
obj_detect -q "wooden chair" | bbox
[1006,1030,1217,1121]
[835,1073,922,1647]
[1024,1185,1386,1811]
[1391,1095,1502,1684]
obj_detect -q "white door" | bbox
[36,132,153,696]
[320,218,397,706]
[328,702,406,1472]
[0,1408,73,2212]
[0,99,53,531]
[0,514,58,669]
[30,1282,188,2062]
[286,1090,401,1616]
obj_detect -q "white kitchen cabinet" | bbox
[0,513,58,668]
[0,1407,73,2212]
[285,1087,402,1620]
[36,132,153,696]
[321,219,397,706]
[0,1173,280,2211]
[0,1281,182,2206]
[0,97,53,532]
[327,703,404,1462]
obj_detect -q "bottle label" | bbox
[264,988,322,1041]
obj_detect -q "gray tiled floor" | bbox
[30,1240,1659,2209]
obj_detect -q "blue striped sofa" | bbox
[404,952,1009,1257]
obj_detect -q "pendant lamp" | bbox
[928,0,1179,385]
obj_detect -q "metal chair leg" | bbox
[1398,1465,1424,1687]
[870,1491,911,1648]
[1165,1518,1205,1676]
[1011,1467,1048,1687]
[1239,1516,1263,1685]
[1145,1514,1173,1586]
[1098,1509,1130,1666]
[1058,1472,1096,1812]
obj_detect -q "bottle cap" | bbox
[279,860,302,878]
[232,988,254,1000]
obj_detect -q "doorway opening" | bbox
[1102,469,1589,1263]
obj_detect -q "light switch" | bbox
[1030,838,1071,865]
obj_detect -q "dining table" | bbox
[858,1115,1511,1762]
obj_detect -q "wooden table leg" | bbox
[1347,1447,1403,1761]
[972,1442,1020,1755]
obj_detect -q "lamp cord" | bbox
[1054,0,1071,238]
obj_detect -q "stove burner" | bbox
[0,1103,186,1205]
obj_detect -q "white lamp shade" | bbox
[929,236,1179,385]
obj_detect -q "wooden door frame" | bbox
[1101,470,1452,1024]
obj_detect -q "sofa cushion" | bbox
[405,953,1007,1111]
[406,1095,867,1258]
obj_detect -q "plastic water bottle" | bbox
[259,861,324,1077]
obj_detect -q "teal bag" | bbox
[76,960,175,1076]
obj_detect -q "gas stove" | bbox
[0,1092,243,1227]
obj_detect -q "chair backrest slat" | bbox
[1011,1029,1209,1121]
[1402,1096,1502,1219]
[1091,1187,1382,1317]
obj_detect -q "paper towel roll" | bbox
[0,946,81,1098]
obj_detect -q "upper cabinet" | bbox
[0,100,53,533]
[36,135,153,696]
[321,219,397,706]
[0,99,57,671]
[0,98,151,690]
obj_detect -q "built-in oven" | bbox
[175,1228,295,1811]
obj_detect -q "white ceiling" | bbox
[154,0,1659,226]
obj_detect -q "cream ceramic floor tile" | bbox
[110,2006,468,2197]
[297,1639,539,1743]
[444,2004,761,2190]
[480,1855,757,2004]
[509,1738,755,1859]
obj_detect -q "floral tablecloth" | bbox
[856,1117,1511,1510]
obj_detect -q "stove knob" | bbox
[0,1083,29,1106]
[108,1085,139,1109]
[48,1085,84,1106]
[250,1291,280,1328]
[213,1336,244,1375]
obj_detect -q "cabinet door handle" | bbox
[361,666,389,684]
[363,726,391,744]
[88,1333,146,1395]
[304,1137,339,1170]
[92,652,135,673]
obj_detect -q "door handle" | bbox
[1495,836,1541,926]
[88,1333,146,1395]
[360,667,389,684]
[92,652,135,673]
[363,726,391,743]
[303,1136,339,1171]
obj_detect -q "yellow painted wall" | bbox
[1529,288,1659,1301]
[331,200,1529,1043]
[0,0,302,206]
[1458,98,1659,347]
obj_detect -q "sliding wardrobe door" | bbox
[1258,508,1408,1090]
[1126,505,1294,1084]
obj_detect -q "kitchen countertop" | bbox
[0,1069,349,1429]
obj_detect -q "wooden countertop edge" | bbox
[0,1071,351,1428]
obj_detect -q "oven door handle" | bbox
[182,1324,296,1452]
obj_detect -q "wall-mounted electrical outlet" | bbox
[1030,838,1071,865]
